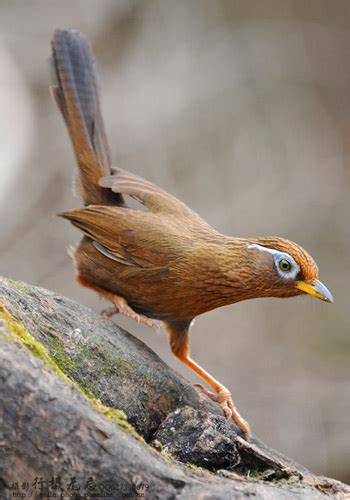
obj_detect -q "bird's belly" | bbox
[72,237,204,321]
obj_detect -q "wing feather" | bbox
[99,168,212,230]
[60,205,182,268]
[92,241,133,266]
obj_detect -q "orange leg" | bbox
[166,321,250,437]
[76,275,155,328]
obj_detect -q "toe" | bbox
[193,384,217,400]
[101,306,117,317]
[222,404,233,419]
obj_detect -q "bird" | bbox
[50,29,333,438]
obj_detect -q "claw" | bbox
[101,304,118,317]
[194,383,216,399]
[194,383,250,438]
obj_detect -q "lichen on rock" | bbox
[0,301,141,440]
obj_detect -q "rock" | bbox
[153,406,240,470]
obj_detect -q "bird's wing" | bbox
[60,205,186,268]
[99,168,213,230]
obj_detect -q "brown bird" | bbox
[51,29,333,438]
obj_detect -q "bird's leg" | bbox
[102,295,155,328]
[76,275,155,328]
[166,321,250,437]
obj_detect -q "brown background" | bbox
[0,0,349,482]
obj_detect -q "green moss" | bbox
[46,335,131,397]
[47,336,80,375]
[79,340,131,378]
[185,462,206,473]
[99,355,130,377]
[0,303,142,441]
[93,401,141,440]
[6,278,35,295]
[243,468,301,484]
[45,336,100,398]
[160,450,174,463]
[245,470,262,481]
[0,305,73,386]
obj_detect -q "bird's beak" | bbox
[296,279,333,303]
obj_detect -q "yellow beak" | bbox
[296,279,333,303]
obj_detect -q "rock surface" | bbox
[0,276,349,499]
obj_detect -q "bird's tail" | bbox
[50,29,122,206]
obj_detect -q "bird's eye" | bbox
[278,258,292,272]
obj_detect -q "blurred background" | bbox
[0,0,349,483]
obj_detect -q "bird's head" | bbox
[246,237,333,303]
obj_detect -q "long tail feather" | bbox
[50,29,122,206]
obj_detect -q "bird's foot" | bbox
[101,295,154,328]
[194,383,250,438]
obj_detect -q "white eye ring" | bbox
[248,243,300,280]
[273,254,299,279]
